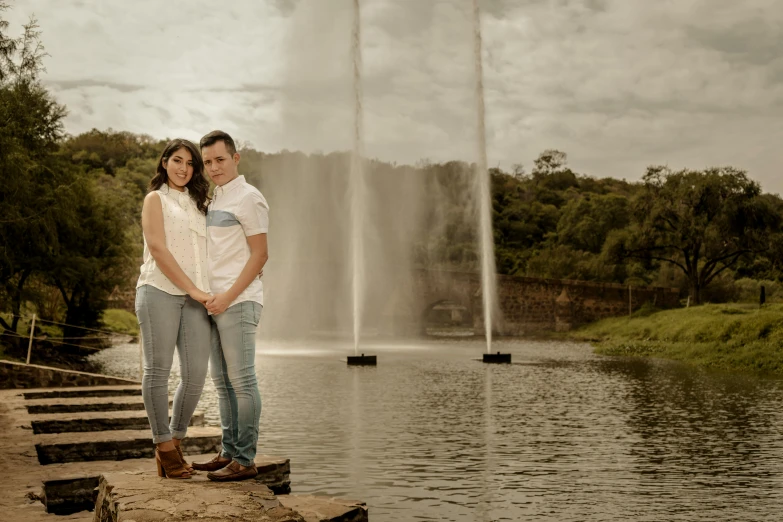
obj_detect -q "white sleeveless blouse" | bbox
[136,186,210,295]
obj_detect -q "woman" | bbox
[136,138,211,479]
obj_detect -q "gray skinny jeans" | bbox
[135,284,211,444]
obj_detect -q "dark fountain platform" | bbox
[347,354,377,366]
[483,351,511,364]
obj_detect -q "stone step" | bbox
[92,470,366,522]
[31,409,205,434]
[42,476,100,516]
[34,426,221,465]
[26,396,168,414]
[24,386,141,400]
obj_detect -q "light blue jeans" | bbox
[210,301,262,467]
[135,285,211,444]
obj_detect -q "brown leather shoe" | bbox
[207,461,258,482]
[191,453,232,472]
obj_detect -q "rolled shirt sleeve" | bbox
[236,191,269,236]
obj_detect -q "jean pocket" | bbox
[241,303,262,327]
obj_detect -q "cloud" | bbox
[7,0,783,193]
[48,80,145,93]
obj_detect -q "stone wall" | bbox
[407,269,680,335]
[0,360,140,389]
[490,275,680,335]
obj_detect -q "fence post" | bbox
[26,314,37,364]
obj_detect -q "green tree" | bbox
[48,174,139,337]
[0,12,140,340]
[608,166,779,304]
[532,149,568,176]
[532,150,578,193]
[526,245,599,280]
[62,128,162,175]
[0,2,14,81]
[557,194,630,253]
[0,13,67,332]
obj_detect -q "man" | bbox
[191,130,269,482]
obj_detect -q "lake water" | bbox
[90,338,783,521]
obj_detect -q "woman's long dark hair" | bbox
[148,139,210,214]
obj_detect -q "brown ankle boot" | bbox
[175,445,196,474]
[156,448,191,479]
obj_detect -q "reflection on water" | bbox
[90,339,783,521]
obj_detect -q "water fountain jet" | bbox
[471,0,509,364]
[347,0,376,367]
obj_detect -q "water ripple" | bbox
[91,339,783,521]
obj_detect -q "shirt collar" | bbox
[161,184,189,195]
[214,175,245,198]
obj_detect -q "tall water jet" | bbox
[261,1,356,341]
[255,2,484,344]
[346,0,376,366]
[471,0,499,353]
[350,0,366,356]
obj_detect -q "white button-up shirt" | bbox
[207,175,269,308]
[137,185,210,295]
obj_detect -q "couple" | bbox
[135,130,268,482]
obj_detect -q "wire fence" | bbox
[1,313,139,366]
[1,330,105,351]
[2,313,134,337]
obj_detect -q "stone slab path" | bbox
[0,385,368,521]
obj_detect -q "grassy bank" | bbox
[101,309,139,336]
[570,303,783,374]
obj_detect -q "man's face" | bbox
[202,140,240,186]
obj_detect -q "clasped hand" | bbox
[190,290,227,314]
[205,293,231,315]
[189,268,263,315]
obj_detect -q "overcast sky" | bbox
[7,0,783,192]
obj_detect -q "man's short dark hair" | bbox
[200,130,237,155]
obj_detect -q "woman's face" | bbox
[163,146,194,190]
